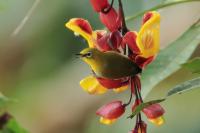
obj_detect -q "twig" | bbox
[10,0,41,38]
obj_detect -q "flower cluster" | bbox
[65,0,165,132]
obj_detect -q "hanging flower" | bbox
[142,104,165,126]
[65,0,165,131]
[123,11,160,68]
[66,18,129,94]
[96,101,125,125]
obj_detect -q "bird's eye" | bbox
[86,52,92,58]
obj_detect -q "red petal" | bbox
[110,31,122,49]
[142,104,165,119]
[96,31,122,51]
[90,0,109,12]
[96,101,125,119]
[99,8,122,32]
[123,32,140,54]
[96,77,129,89]
[96,33,113,51]
[135,56,155,69]
[74,18,93,34]
[142,12,153,25]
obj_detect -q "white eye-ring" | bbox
[86,52,92,58]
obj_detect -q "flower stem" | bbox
[118,0,128,35]
[123,90,133,107]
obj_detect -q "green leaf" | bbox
[125,0,200,22]
[141,20,200,97]
[0,113,29,133]
[167,77,200,97]
[128,99,165,119]
[182,57,200,74]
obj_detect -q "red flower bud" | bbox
[96,77,129,89]
[99,8,122,32]
[96,101,125,119]
[90,0,110,12]
[142,104,165,119]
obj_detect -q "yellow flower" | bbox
[136,11,160,58]
[80,75,107,95]
[65,18,97,48]
[149,116,165,126]
[100,117,116,125]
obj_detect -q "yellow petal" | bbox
[149,116,165,126]
[65,18,95,48]
[137,11,160,58]
[100,117,116,125]
[113,85,128,93]
[80,75,107,95]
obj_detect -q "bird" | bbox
[76,48,142,79]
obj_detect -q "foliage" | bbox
[182,57,200,74]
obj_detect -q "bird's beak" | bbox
[76,53,89,58]
[75,53,83,58]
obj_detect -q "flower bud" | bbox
[142,104,165,126]
[90,0,109,12]
[96,101,125,125]
[99,8,122,32]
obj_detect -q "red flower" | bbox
[96,101,125,125]
[90,0,110,12]
[142,104,165,125]
[99,8,122,32]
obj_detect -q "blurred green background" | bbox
[0,0,200,133]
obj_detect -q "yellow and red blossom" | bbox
[132,101,165,126]
[96,101,125,125]
[142,104,165,126]
[80,75,107,95]
[65,18,95,48]
[65,1,164,131]
[123,11,160,68]
[136,11,160,58]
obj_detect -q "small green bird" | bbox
[77,48,142,79]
